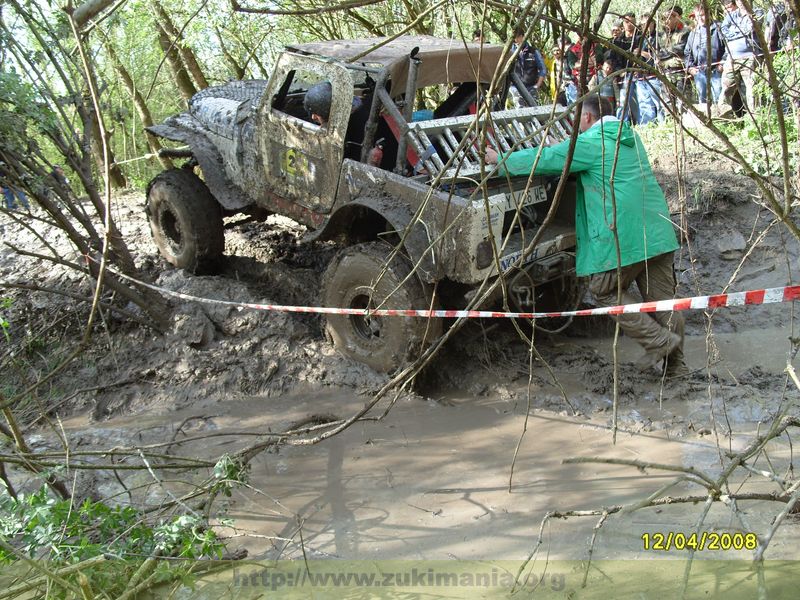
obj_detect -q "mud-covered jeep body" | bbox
[146,36,577,372]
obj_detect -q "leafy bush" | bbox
[0,297,11,342]
[0,482,225,596]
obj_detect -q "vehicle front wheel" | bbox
[145,168,224,273]
[322,242,442,373]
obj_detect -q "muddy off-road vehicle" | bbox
[146,36,578,372]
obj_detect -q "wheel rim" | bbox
[158,205,183,254]
[348,292,382,340]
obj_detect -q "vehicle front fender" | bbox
[148,118,251,211]
[306,196,438,283]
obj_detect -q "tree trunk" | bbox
[795,106,800,205]
[156,21,197,102]
[3,146,170,330]
[234,30,272,78]
[83,89,128,189]
[103,38,174,170]
[2,0,170,332]
[346,9,384,37]
[214,27,245,79]
[151,0,208,90]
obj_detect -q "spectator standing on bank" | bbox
[634,15,664,125]
[0,164,30,212]
[510,27,547,105]
[656,6,690,104]
[765,2,795,52]
[566,37,603,100]
[48,164,71,199]
[719,0,761,113]
[595,59,619,111]
[611,12,641,123]
[484,95,687,377]
[641,17,658,43]
[51,165,69,187]
[685,3,724,104]
[549,43,572,104]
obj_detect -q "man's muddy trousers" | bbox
[588,251,685,368]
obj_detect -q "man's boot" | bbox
[664,352,690,378]
[634,332,681,372]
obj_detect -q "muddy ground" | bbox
[2,138,799,590]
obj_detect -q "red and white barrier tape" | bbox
[112,267,800,320]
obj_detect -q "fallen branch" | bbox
[0,537,87,598]
[563,456,719,491]
[1,281,154,328]
[231,0,383,16]
[754,478,800,561]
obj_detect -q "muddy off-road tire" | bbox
[322,242,442,373]
[146,168,224,273]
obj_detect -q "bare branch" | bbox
[231,0,384,17]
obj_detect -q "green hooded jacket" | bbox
[498,117,678,276]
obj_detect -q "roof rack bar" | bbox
[486,130,506,154]
[464,131,482,163]
[442,128,460,156]
[360,69,390,163]
[395,53,422,174]
[405,105,572,178]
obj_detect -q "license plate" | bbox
[502,185,546,211]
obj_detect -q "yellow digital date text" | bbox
[641,531,758,551]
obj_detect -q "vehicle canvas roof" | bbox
[286,35,507,94]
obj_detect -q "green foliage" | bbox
[211,454,249,497]
[0,297,12,343]
[755,46,800,103]
[748,48,800,178]
[0,70,57,154]
[635,118,678,149]
[0,482,225,565]
[717,105,798,178]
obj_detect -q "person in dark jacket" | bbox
[511,27,546,105]
[611,12,641,123]
[657,7,690,81]
[50,165,69,186]
[765,2,795,52]
[685,3,725,103]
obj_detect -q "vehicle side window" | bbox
[271,69,329,127]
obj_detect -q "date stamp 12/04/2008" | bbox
[642,531,758,552]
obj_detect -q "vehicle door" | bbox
[258,53,351,214]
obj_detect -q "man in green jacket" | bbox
[486,95,687,376]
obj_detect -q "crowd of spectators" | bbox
[504,1,796,124]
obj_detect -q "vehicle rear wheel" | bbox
[146,168,224,273]
[322,242,442,373]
